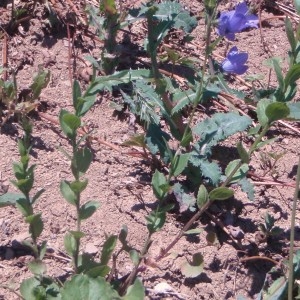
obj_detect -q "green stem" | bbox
[288,155,300,300]
[222,123,270,187]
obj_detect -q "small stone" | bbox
[85,243,98,255]
[11,232,30,249]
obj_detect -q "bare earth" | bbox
[0,1,299,299]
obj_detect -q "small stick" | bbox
[239,255,279,265]
[2,34,8,81]
[66,23,73,90]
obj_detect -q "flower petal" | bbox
[235,1,248,15]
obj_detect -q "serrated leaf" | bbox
[266,102,290,123]
[172,153,190,177]
[209,187,234,200]
[85,266,110,278]
[238,178,255,201]
[181,253,204,278]
[172,182,196,212]
[271,58,284,91]
[225,159,249,184]
[100,235,117,265]
[196,184,209,208]
[146,124,171,163]
[198,159,221,186]
[285,63,300,87]
[86,69,152,95]
[79,201,100,220]
[154,1,197,33]
[193,112,252,155]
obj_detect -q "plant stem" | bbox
[119,233,152,295]
[156,200,212,261]
[288,155,300,300]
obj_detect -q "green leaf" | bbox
[0,193,23,207]
[154,1,197,33]
[209,187,234,201]
[60,180,78,205]
[85,265,110,278]
[26,214,43,240]
[73,80,82,105]
[64,232,77,256]
[172,153,190,177]
[100,235,117,265]
[146,124,171,164]
[69,179,88,194]
[79,201,100,220]
[129,250,140,267]
[180,253,204,278]
[28,259,47,275]
[172,183,196,212]
[184,228,203,235]
[285,63,300,87]
[285,17,296,51]
[30,69,50,100]
[272,58,285,91]
[287,102,300,120]
[86,69,152,95]
[31,189,45,205]
[295,0,300,14]
[72,147,93,176]
[146,211,166,233]
[70,231,85,239]
[238,178,255,201]
[193,112,252,155]
[197,159,221,186]
[122,134,147,148]
[256,98,273,126]
[61,274,120,300]
[123,278,145,300]
[59,110,81,138]
[20,277,42,300]
[265,102,290,123]
[16,198,33,216]
[237,142,249,164]
[225,159,249,184]
[196,184,209,208]
[152,170,169,200]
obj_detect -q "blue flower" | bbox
[217,1,259,41]
[222,46,248,75]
